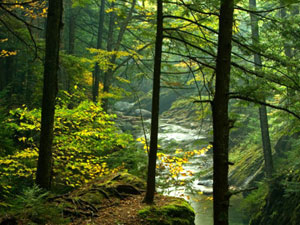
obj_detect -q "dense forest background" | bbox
[1,0,300,224]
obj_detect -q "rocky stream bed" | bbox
[114,101,247,225]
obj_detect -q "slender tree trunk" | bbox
[280,2,292,58]
[102,0,136,111]
[280,2,298,101]
[92,0,105,102]
[144,0,163,204]
[4,55,14,85]
[25,61,34,105]
[36,0,63,190]
[212,0,234,224]
[67,0,76,55]
[249,0,273,179]
[102,2,115,112]
[0,61,4,91]
[0,58,13,91]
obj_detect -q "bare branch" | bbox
[229,186,258,197]
[229,94,300,120]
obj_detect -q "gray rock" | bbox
[114,101,135,112]
[131,109,152,118]
[198,179,213,187]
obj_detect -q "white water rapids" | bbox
[132,118,246,225]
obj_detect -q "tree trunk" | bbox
[144,0,163,204]
[0,56,14,91]
[25,61,34,105]
[280,1,293,58]
[36,0,63,190]
[67,0,76,55]
[249,0,273,179]
[0,61,4,91]
[92,0,105,102]
[280,1,298,101]
[102,0,136,111]
[102,1,115,112]
[212,0,234,224]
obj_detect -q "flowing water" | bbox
[135,118,246,225]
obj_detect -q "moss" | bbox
[229,144,264,186]
[97,172,146,191]
[139,198,195,225]
[107,172,146,190]
[80,191,106,204]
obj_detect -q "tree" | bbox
[102,0,136,111]
[249,0,273,179]
[212,0,234,224]
[36,0,63,189]
[144,0,163,204]
[92,0,106,102]
[66,0,77,55]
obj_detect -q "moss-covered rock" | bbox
[138,198,195,225]
[103,172,146,190]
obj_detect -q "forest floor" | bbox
[70,194,171,225]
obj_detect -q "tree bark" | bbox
[249,0,273,179]
[92,0,105,102]
[144,0,163,204]
[212,0,234,224]
[67,0,76,55]
[280,1,298,101]
[36,0,63,190]
[102,1,115,112]
[102,0,136,111]
[280,1,293,58]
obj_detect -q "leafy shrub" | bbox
[0,101,142,198]
[1,185,68,225]
[240,182,268,221]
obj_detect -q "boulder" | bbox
[130,109,152,118]
[114,102,135,112]
[138,197,195,225]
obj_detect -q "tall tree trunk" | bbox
[249,0,273,179]
[0,61,4,91]
[36,0,63,190]
[280,1,292,58]
[25,61,34,106]
[144,0,163,204]
[92,0,105,102]
[212,0,234,224]
[102,0,136,111]
[280,1,298,101]
[102,1,115,112]
[67,0,76,55]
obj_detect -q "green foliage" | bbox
[59,53,92,96]
[0,100,143,198]
[0,111,15,156]
[240,183,268,221]
[1,185,68,225]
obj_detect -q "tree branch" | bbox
[229,94,300,120]
[229,186,258,197]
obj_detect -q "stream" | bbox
[115,104,246,225]
[135,118,246,225]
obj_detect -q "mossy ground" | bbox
[138,197,195,225]
[0,173,195,225]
